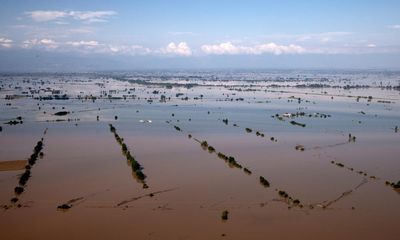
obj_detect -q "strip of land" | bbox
[0,160,27,171]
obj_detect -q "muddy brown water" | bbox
[0,74,399,239]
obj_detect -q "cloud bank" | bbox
[201,42,305,55]
[26,10,117,23]
[0,37,13,48]
[161,42,192,56]
[2,36,397,57]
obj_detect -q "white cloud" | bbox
[108,44,151,55]
[201,42,305,55]
[66,40,100,47]
[27,11,67,22]
[21,38,151,56]
[67,27,94,34]
[22,39,36,48]
[15,38,400,56]
[26,10,117,23]
[257,43,306,55]
[161,42,192,56]
[65,41,151,55]
[40,39,55,45]
[22,38,58,49]
[304,43,400,54]
[260,32,353,45]
[387,24,400,29]
[201,42,238,55]
[69,11,117,22]
[295,32,353,43]
[0,37,13,48]
[54,21,69,25]
[39,38,58,49]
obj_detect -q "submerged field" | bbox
[0,70,399,239]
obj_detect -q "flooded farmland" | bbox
[0,70,399,240]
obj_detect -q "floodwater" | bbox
[0,70,399,239]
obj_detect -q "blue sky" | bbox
[1,0,400,70]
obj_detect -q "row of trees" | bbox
[109,124,148,188]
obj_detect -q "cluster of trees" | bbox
[174,123,252,176]
[199,141,216,153]
[348,134,357,142]
[5,116,23,125]
[221,118,277,142]
[290,120,306,128]
[295,145,305,151]
[278,190,303,208]
[386,180,400,189]
[217,152,243,169]
[330,160,371,178]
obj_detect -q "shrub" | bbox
[278,190,289,198]
[259,176,270,187]
[221,210,229,220]
[243,168,252,174]
[293,199,300,205]
[121,143,128,153]
[295,145,305,151]
[131,161,141,171]
[336,163,344,167]
[218,152,228,160]
[19,170,31,186]
[57,204,71,210]
[14,186,24,195]
[135,170,146,181]
[208,146,215,152]
[290,121,306,127]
